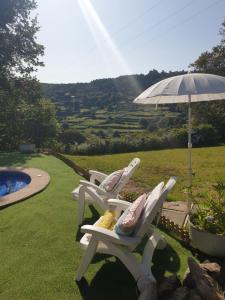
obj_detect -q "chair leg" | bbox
[78,200,85,225]
[150,230,167,250]
[75,238,98,281]
[156,234,167,250]
[78,187,86,225]
[103,241,146,282]
[139,230,167,289]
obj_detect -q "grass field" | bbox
[0,153,193,300]
[67,146,225,202]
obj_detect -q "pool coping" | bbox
[0,167,50,208]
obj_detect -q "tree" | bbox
[18,99,58,147]
[0,0,58,150]
[60,129,86,145]
[191,20,225,141]
[0,0,44,81]
[191,21,225,76]
[139,118,149,129]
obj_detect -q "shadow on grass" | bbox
[151,243,181,283]
[76,237,181,299]
[76,205,100,242]
[134,234,181,282]
[0,152,41,167]
[76,260,137,300]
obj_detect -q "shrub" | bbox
[190,181,225,235]
[139,118,149,129]
[194,124,220,146]
[120,191,139,202]
[59,129,86,145]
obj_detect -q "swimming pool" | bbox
[0,171,31,197]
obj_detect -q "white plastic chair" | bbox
[72,158,140,225]
[75,177,177,292]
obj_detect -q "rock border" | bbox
[0,167,50,208]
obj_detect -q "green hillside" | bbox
[41,69,225,155]
[41,70,186,153]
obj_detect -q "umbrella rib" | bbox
[177,75,184,96]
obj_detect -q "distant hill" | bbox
[41,69,186,114]
[41,69,187,155]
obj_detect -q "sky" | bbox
[35,0,225,83]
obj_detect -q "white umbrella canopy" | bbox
[134,73,225,104]
[134,73,225,211]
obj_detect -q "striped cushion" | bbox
[115,194,147,236]
[100,169,124,192]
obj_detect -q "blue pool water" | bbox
[0,171,31,197]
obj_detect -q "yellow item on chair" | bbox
[96,210,116,230]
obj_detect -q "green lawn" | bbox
[67,146,225,201]
[0,153,193,300]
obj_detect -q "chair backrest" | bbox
[134,177,177,238]
[112,158,140,194]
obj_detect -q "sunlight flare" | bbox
[78,0,141,92]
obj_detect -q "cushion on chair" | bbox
[114,193,147,236]
[99,169,124,192]
[96,210,116,230]
[133,182,164,237]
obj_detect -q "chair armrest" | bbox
[80,180,106,194]
[89,170,108,183]
[81,225,141,246]
[107,199,131,211]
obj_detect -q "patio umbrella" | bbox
[134,73,225,211]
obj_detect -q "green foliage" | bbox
[59,128,86,145]
[20,99,58,147]
[191,20,225,141]
[64,130,174,155]
[192,101,225,141]
[167,128,187,147]
[194,124,220,146]
[42,70,185,114]
[120,190,139,202]
[139,118,149,129]
[190,181,225,235]
[191,20,225,76]
[0,98,58,150]
[0,0,58,150]
[0,0,44,79]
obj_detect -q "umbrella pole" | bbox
[187,94,192,213]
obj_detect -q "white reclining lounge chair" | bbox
[72,158,140,225]
[75,177,176,292]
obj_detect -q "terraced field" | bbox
[61,105,181,138]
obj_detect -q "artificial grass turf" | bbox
[0,153,193,300]
[67,145,225,202]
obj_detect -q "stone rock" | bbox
[183,269,196,289]
[158,274,181,298]
[183,261,221,289]
[218,260,225,288]
[187,289,202,300]
[170,287,189,300]
[201,262,221,278]
[188,257,225,300]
